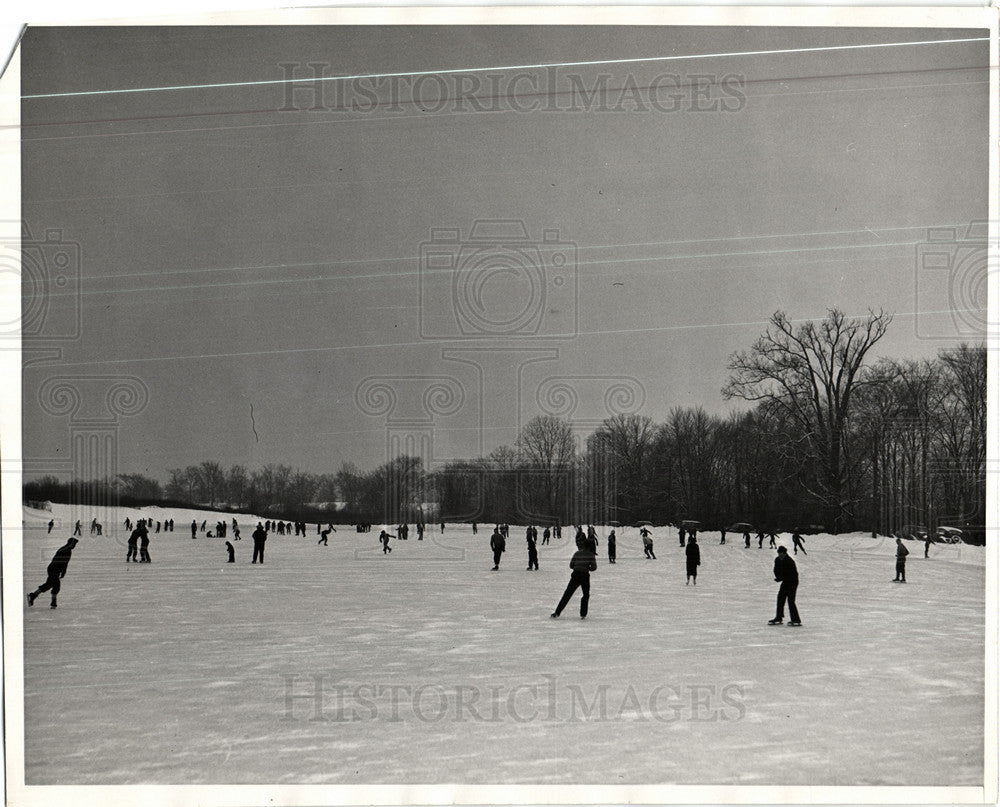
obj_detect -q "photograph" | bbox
[3,6,997,805]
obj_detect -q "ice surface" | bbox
[19,505,985,785]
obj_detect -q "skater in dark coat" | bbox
[490,528,505,570]
[551,545,598,619]
[679,526,686,547]
[924,535,932,558]
[191,519,198,539]
[251,523,267,564]
[685,536,700,585]
[542,527,550,545]
[894,537,909,582]
[769,546,801,625]
[139,527,151,562]
[719,527,726,545]
[526,529,539,571]
[27,538,78,609]
[126,525,142,562]
[744,530,751,548]
[225,541,235,563]
[379,530,393,553]
[47,519,54,534]
[607,530,616,564]
[792,532,807,555]
[73,520,82,536]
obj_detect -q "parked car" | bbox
[936,526,963,544]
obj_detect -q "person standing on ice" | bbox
[225,541,235,563]
[191,520,197,539]
[490,527,505,570]
[126,525,141,562]
[139,525,152,562]
[678,526,686,547]
[924,534,932,558]
[526,528,539,571]
[685,535,700,585]
[542,527,550,545]
[251,522,268,564]
[27,537,78,609]
[73,520,82,536]
[550,542,597,619]
[768,546,801,625]
[893,537,909,582]
[607,530,616,564]
[719,527,726,545]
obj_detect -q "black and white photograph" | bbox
[2,5,997,805]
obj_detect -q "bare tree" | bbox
[516,415,575,522]
[723,308,892,530]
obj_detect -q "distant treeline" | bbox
[24,310,986,540]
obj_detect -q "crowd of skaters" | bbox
[30,511,937,622]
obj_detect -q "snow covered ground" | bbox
[17,503,985,786]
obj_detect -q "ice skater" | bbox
[607,529,616,564]
[191,520,198,539]
[251,522,267,564]
[719,527,726,545]
[924,534,932,558]
[490,527,505,570]
[139,527,151,562]
[224,541,236,563]
[679,526,686,547]
[126,524,142,562]
[526,529,539,571]
[641,527,655,559]
[792,532,807,555]
[768,546,801,625]
[47,519,54,534]
[550,542,597,619]
[893,537,908,582]
[27,537,78,609]
[542,527,550,545]
[73,520,82,536]
[685,535,700,585]
[379,530,393,554]
[319,525,335,545]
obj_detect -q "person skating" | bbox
[191,519,198,539]
[757,531,765,549]
[894,537,909,582]
[641,527,656,559]
[47,519,54,534]
[251,522,267,564]
[73,520,82,536]
[607,529,616,564]
[319,525,335,545]
[126,525,141,562]
[490,527,505,570]
[719,527,726,545]
[526,529,539,571]
[924,534,932,558]
[139,526,151,562]
[769,531,777,548]
[542,527,550,545]
[225,541,235,563]
[792,532,807,555]
[768,546,801,625]
[550,543,598,619]
[679,526,686,547]
[379,530,393,553]
[685,535,700,585]
[27,538,78,609]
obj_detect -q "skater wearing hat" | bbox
[27,538,79,609]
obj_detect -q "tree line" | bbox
[24,310,986,539]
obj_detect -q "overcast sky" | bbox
[19,24,990,480]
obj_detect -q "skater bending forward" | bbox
[769,546,801,626]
